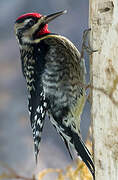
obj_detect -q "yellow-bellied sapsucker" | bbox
[14,10,95,178]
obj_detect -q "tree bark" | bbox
[89,0,118,179]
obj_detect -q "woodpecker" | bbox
[14,10,95,178]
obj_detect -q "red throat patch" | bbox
[37,24,51,36]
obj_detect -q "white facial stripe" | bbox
[24,19,32,25]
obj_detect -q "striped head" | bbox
[14,10,67,45]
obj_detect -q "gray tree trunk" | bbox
[89,0,118,179]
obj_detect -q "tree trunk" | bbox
[89,0,118,179]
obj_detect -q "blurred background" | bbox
[0,0,90,179]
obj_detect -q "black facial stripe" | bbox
[17,22,34,35]
[24,20,35,29]
[16,18,38,37]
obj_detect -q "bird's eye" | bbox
[28,19,35,26]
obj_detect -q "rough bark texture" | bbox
[89,0,118,179]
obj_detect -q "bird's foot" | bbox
[81,28,98,59]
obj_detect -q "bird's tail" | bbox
[72,132,95,179]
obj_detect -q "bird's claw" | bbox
[81,28,98,58]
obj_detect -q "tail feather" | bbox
[73,132,95,179]
[50,117,95,179]
[59,132,73,160]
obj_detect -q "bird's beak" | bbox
[44,10,67,24]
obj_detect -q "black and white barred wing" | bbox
[28,90,47,162]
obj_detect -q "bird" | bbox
[14,10,95,178]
